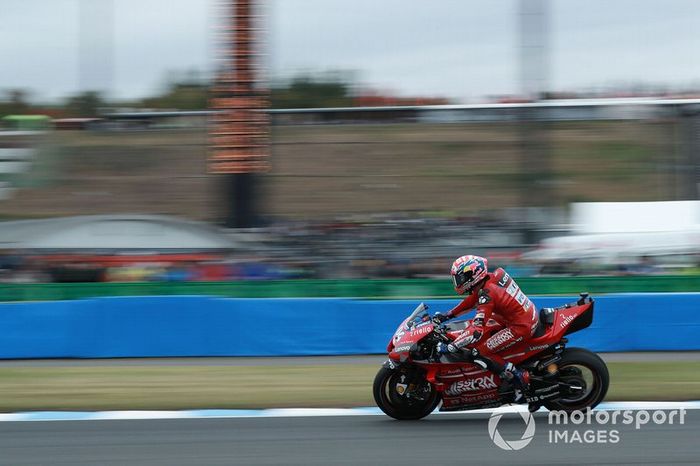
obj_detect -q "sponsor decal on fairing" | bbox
[442,391,499,408]
[409,324,433,337]
[486,328,515,350]
[560,314,575,328]
[445,375,497,395]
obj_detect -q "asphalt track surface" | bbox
[1,410,699,465]
[0,351,698,367]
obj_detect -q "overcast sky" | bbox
[2,0,700,103]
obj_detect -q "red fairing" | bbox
[493,302,593,363]
[389,320,435,359]
[385,298,594,410]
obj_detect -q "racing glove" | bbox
[453,327,483,349]
[472,328,483,342]
[436,342,458,354]
[432,312,450,324]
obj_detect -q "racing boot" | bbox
[528,402,542,413]
[499,362,530,403]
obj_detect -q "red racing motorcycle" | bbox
[373,293,609,420]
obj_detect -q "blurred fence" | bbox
[2,275,700,302]
[0,118,686,220]
[0,293,698,358]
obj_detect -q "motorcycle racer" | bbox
[435,255,537,397]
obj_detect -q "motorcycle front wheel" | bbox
[373,366,440,420]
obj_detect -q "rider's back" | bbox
[479,268,538,332]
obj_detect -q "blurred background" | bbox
[1,0,700,287]
[1,3,700,464]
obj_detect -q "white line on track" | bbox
[1,401,699,422]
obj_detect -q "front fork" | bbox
[383,359,400,371]
[382,360,434,400]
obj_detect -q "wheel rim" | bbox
[381,371,434,411]
[556,363,603,409]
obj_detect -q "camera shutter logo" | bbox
[488,411,536,451]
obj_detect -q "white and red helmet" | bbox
[450,255,488,295]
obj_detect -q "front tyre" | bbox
[544,347,610,412]
[373,366,440,420]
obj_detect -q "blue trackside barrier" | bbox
[0,294,698,358]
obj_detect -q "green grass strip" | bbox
[0,361,698,412]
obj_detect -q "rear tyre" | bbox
[544,347,609,412]
[373,366,440,420]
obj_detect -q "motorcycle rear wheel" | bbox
[373,366,440,420]
[544,347,609,412]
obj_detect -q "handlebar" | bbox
[430,318,453,342]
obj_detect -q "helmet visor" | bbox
[452,270,474,289]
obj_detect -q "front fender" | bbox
[383,359,401,370]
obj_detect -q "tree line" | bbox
[0,73,371,119]
[1,70,451,120]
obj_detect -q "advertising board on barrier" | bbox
[0,293,699,358]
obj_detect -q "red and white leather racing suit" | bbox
[445,267,538,372]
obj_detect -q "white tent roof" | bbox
[0,215,236,251]
[528,201,700,262]
[571,201,700,234]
